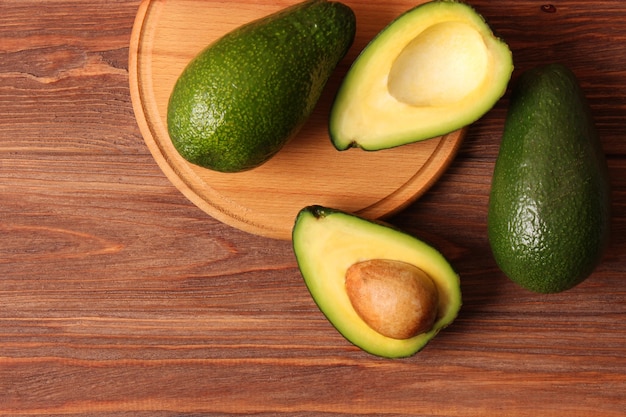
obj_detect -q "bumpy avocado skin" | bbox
[488,64,611,294]
[292,205,462,358]
[167,0,356,172]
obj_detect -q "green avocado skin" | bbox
[488,64,610,293]
[167,0,356,173]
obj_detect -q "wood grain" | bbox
[0,0,625,415]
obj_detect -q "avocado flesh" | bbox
[488,64,611,293]
[167,0,356,172]
[292,206,462,358]
[329,0,513,151]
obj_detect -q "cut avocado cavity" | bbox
[330,0,513,151]
[292,206,461,358]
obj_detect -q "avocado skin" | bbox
[488,64,610,293]
[167,0,356,172]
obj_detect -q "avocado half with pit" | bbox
[292,206,461,358]
[330,0,513,150]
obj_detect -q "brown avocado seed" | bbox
[345,259,439,340]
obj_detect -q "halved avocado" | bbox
[292,205,461,358]
[329,0,513,150]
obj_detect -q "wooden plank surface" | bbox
[1,0,625,415]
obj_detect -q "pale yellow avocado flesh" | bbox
[388,21,489,107]
[330,1,513,150]
[292,206,462,358]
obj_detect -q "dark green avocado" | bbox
[488,64,611,293]
[167,0,356,172]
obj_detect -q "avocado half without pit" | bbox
[292,206,461,358]
[330,0,513,150]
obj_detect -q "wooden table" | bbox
[1,1,624,415]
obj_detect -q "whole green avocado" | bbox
[167,0,356,172]
[488,64,611,294]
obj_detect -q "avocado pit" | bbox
[345,259,439,340]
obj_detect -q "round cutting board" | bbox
[128,0,465,240]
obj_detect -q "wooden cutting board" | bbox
[128,0,465,240]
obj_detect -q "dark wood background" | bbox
[1,0,624,415]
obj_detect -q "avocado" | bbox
[488,64,611,294]
[292,205,461,358]
[167,0,356,172]
[329,0,513,151]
